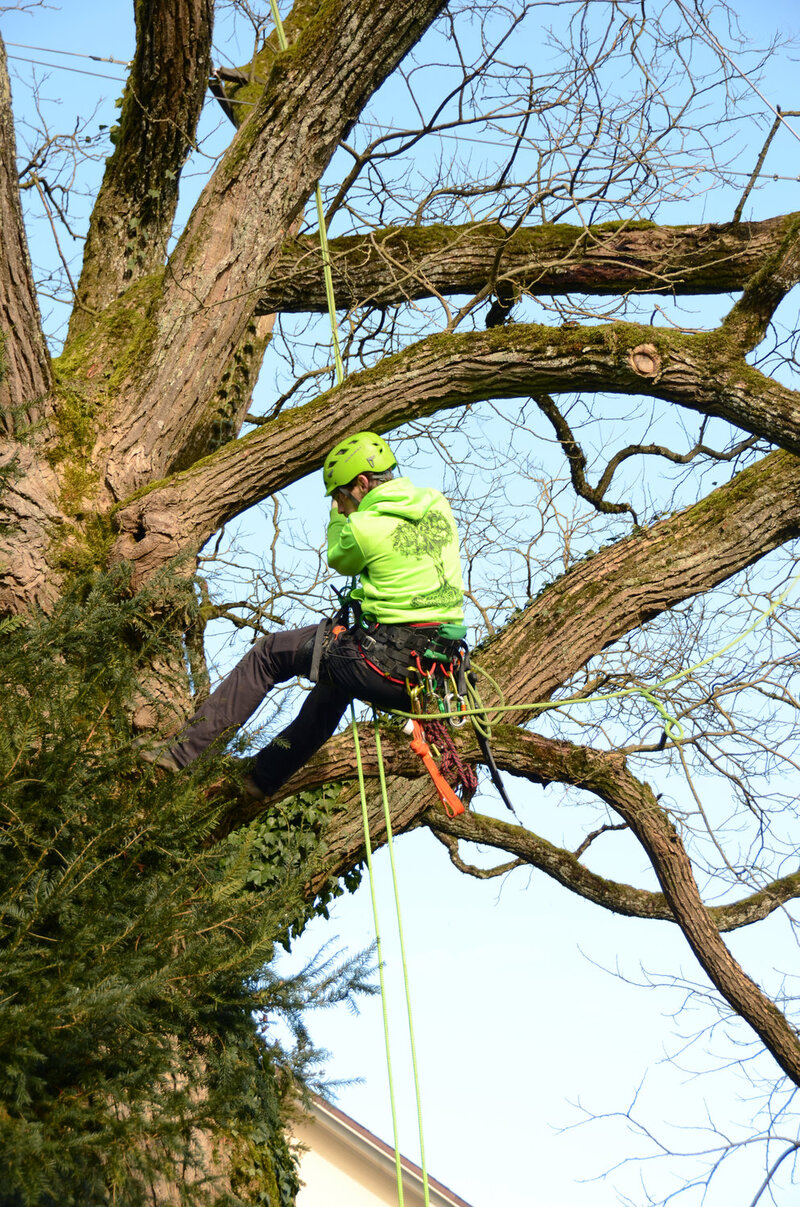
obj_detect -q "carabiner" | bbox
[445,673,468,727]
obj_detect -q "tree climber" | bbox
[146,432,467,801]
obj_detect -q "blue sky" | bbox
[3,2,800,1204]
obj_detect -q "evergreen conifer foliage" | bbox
[0,570,365,1204]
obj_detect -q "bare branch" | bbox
[532,391,637,519]
[731,111,796,225]
[478,449,800,714]
[430,828,524,879]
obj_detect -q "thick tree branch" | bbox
[475,449,800,712]
[427,728,800,933]
[67,0,214,339]
[226,721,800,1084]
[584,750,800,1085]
[255,214,799,314]
[211,724,800,932]
[100,0,447,500]
[110,319,800,580]
[0,35,50,431]
[211,0,323,129]
[722,213,800,352]
[431,806,800,932]
[176,312,276,470]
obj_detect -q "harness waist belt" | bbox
[357,622,466,681]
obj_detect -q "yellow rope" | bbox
[267,0,345,386]
[394,569,800,744]
[266,6,429,1199]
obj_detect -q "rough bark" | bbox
[109,325,800,585]
[215,723,800,934]
[66,0,214,340]
[581,750,800,1086]
[256,214,799,314]
[7,240,798,612]
[1,0,448,614]
[723,214,800,351]
[99,0,448,500]
[177,312,276,471]
[0,36,50,432]
[209,704,800,1083]
[0,444,62,614]
[210,0,324,128]
[476,449,800,711]
[0,38,58,613]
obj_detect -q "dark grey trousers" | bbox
[169,624,410,795]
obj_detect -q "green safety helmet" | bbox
[323,431,397,496]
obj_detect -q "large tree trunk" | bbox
[0,0,448,614]
[67,0,214,340]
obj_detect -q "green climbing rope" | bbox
[394,568,800,744]
[348,712,433,1207]
[350,708,408,1206]
[268,0,345,387]
[372,717,430,1206]
[266,5,430,1198]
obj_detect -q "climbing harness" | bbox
[358,620,466,684]
[335,597,494,813]
[310,570,483,814]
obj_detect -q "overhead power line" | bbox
[7,35,800,183]
[7,54,125,81]
[5,41,130,65]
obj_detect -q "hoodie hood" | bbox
[359,477,439,523]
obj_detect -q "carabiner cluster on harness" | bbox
[405,653,469,725]
[398,641,479,812]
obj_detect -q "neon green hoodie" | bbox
[327,477,464,625]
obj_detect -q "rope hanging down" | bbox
[266,4,431,1202]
